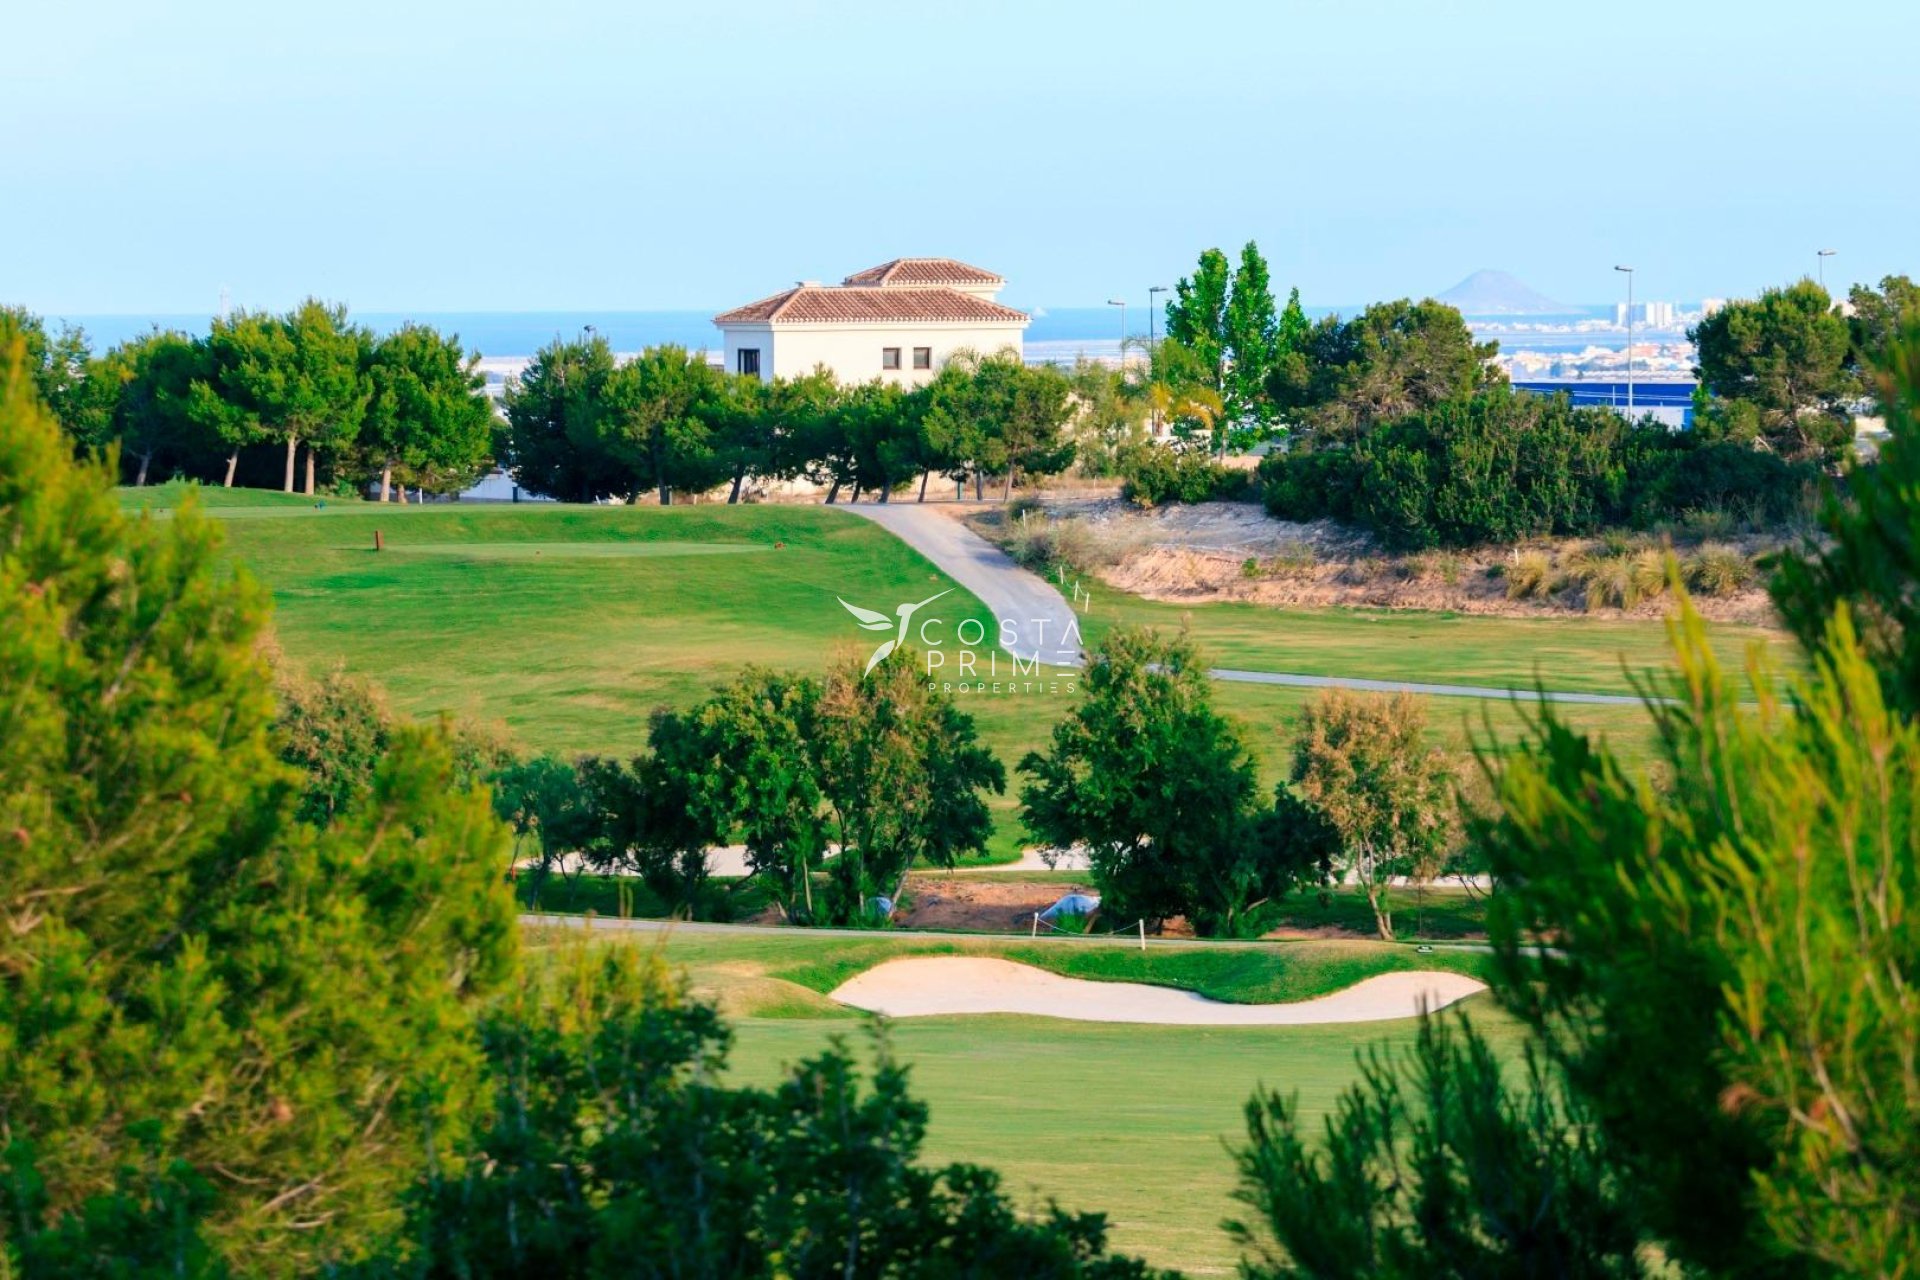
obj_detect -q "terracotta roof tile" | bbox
[841,258,1006,288]
[714,286,1027,326]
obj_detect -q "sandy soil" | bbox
[1105,545,1776,624]
[829,956,1487,1025]
[985,497,1779,625]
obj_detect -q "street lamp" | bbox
[1614,265,1635,418]
[1146,285,1168,437]
[1817,248,1837,290]
[1107,299,1127,367]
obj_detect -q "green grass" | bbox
[139,488,997,754]
[541,926,1494,1018]
[127,487,1757,859]
[719,1011,1524,1275]
[546,925,1514,1274]
[1079,587,1798,699]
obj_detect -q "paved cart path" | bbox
[840,502,1655,708]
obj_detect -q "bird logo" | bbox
[839,589,952,675]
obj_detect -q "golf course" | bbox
[120,483,1789,1272]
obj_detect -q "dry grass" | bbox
[1504,549,1557,600]
[1686,542,1758,598]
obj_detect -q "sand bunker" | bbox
[829,957,1486,1025]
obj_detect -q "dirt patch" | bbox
[986,497,1781,625]
[898,874,1099,932]
[1105,544,1777,624]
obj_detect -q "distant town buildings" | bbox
[712,258,1029,385]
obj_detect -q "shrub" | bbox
[1686,542,1755,597]
[1567,547,1669,611]
[1120,444,1251,507]
[1240,556,1264,579]
[1505,549,1556,600]
[1678,506,1738,540]
[1005,513,1102,574]
[1260,389,1817,548]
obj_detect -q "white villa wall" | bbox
[722,321,1026,385]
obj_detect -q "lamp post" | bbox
[1107,299,1127,367]
[1614,265,1635,418]
[1817,248,1836,290]
[1146,285,1168,438]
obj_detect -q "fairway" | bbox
[380,540,773,559]
[554,924,1517,1275]
[128,484,1772,858]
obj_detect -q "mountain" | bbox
[1435,269,1569,316]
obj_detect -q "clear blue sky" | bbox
[5,0,1914,316]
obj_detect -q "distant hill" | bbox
[1435,269,1569,315]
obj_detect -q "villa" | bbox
[712,258,1029,385]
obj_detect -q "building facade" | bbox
[713,258,1029,385]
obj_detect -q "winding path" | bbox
[841,502,1655,708]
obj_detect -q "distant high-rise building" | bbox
[1701,297,1728,317]
[1615,300,1677,328]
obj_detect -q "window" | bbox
[737,348,761,376]
[881,347,902,370]
[912,346,932,370]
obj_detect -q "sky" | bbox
[4,0,1916,317]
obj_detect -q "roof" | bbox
[840,258,1006,288]
[713,286,1028,326]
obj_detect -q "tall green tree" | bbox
[360,323,494,501]
[498,333,622,501]
[97,329,204,485]
[1233,333,1920,1278]
[188,301,370,492]
[1066,357,1147,477]
[1220,242,1280,444]
[656,668,827,921]
[0,339,517,1275]
[1845,274,1920,413]
[1020,628,1314,935]
[0,307,105,449]
[1690,279,1854,461]
[815,651,1004,922]
[1165,248,1233,392]
[1268,298,1501,443]
[979,355,1076,500]
[601,344,729,504]
[1289,689,1456,940]
[1162,243,1290,454]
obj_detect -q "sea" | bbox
[48,304,1656,370]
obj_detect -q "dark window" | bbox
[737,348,761,376]
[881,347,902,370]
[912,346,932,369]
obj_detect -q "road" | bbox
[840,502,1657,708]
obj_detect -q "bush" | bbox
[1567,546,1669,611]
[1119,444,1251,507]
[1505,549,1556,600]
[1005,512,1104,574]
[1686,542,1756,597]
[1257,388,1818,549]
